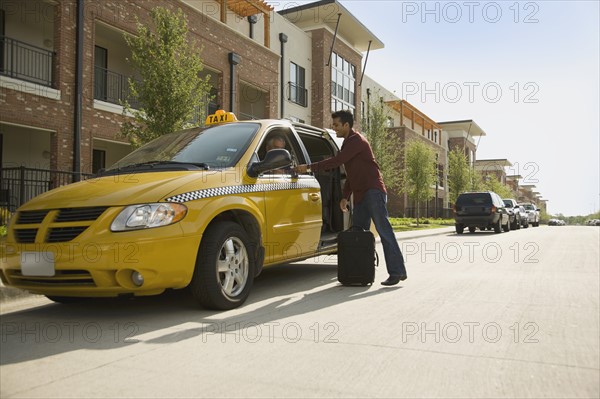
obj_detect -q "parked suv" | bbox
[502,198,522,230]
[453,191,510,234]
[520,203,540,227]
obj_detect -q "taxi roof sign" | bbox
[205,110,238,125]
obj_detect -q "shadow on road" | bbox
[1,261,400,365]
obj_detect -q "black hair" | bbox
[331,110,354,129]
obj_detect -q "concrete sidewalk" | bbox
[0,226,455,303]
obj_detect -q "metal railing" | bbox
[94,65,141,109]
[0,35,55,87]
[0,167,92,212]
[288,82,308,107]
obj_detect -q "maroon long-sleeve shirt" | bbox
[310,129,386,204]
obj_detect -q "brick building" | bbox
[0,0,546,214]
[356,77,448,217]
[439,120,486,165]
[474,159,512,186]
[0,0,383,210]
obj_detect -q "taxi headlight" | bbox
[111,203,187,231]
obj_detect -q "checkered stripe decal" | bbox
[166,181,321,203]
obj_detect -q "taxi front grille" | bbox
[13,207,109,243]
[14,228,37,243]
[56,207,108,222]
[7,269,96,286]
[47,227,88,243]
[16,210,49,224]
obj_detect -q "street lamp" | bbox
[435,153,439,219]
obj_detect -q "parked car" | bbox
[1,110,351,310]
[516,205,529,228]
[453,191,510,234]
[520,203,540,227]
[502,198,522,230]
[548,219,566,226]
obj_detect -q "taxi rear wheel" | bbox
[189,221,254,310]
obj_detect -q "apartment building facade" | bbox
[474,159,512,186]
[358,76,448,217]
[0,0,545,215]
[0,0,383,210]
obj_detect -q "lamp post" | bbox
[435,153,439,219]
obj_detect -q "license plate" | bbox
[21,252,55,276]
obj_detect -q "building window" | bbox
[289,62,307,107]
[92,149,106,174]
[331,52,355,113]
[94,46,108,102]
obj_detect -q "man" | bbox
[294,110,407,286]
[265,134,286,152]
[264,134,289,174]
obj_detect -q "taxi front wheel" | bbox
[189,221,255,310]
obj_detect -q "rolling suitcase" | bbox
[337,227,378,286]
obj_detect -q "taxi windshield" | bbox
[107,123,260,171]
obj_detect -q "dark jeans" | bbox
[352,189,407,277]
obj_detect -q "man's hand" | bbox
[340,198,349,212]
[293,164,309,174]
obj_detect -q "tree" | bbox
[469,167,484,191]
[361,95,402,194]
[121,7,212,147]
[403,139,436,225]
[447,147,470,204]
[482,174,513,198]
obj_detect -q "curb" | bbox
[0,227,455,303]
[393,226,455,241]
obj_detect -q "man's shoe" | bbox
[381,275,407,286]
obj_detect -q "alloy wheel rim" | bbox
[216,237,249,297]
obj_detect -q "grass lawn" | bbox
[389,217,454,232]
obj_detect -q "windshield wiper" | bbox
[120,161,210,170]
[99,161,210,176]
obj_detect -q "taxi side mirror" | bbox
[246,149,292,178]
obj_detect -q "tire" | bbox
[503,217,511,232]
[189,221,254,310]
[523,220,529,228]
[494,217,502,234]
[468,226,476,233]
[511,217,519,230]
[455,224,464,234]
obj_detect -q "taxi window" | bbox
[108,123,260,170]
[257,128,306,166]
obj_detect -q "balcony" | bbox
[0,35,55,88]
[288,82,308,107]
[94,66,140,109]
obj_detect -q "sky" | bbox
[272,0,600,217]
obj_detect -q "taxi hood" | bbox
[18,171,232,210]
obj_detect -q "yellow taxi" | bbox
[0,111,348,309]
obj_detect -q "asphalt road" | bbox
[1,226,599,398]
